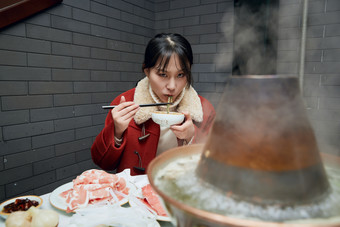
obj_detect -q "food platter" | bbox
[49,170,171,222]
[0,195,43,219]
[49,182,128,212]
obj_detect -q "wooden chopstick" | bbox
[102,102,173,109]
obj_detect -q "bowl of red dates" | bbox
[0,195,43,219]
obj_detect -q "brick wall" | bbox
[0,0,155,201]
[277,0,340,157]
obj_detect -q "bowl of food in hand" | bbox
[152,111,184,127]
[0,195,43,219]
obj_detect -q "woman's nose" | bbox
[167,78,176,90]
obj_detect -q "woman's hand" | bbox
[170,111,195,143]
[111,96,140,139]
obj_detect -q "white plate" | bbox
[49,182,129,213]
[0,195,43,219]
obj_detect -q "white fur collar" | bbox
[133,77,203,125]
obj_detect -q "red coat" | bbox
[91,88,216,175]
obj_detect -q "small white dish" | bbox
[152,111,184,127]
[0,195,43,219]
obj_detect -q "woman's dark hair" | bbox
[142,33,193,86]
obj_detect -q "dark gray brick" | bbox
[0,164,32,185]
[91,25,121,40]
[77,159,97,173]
[26,24,72,43]
[193,82,216,92]
[278,28,300,39]
[31,106,74,122]
[29,82,73,94]
[33,153,76,174]
[323,49,340,62]
[308,12,340,26]
[321,74,340,86]
[76,149,92,162]
[6,171,56,197]
[2,95,53,110]
[91,1,121,19]
[217,1,234,13]
[107,60,140,72]
[278,15,300,28]
[199,33,224,44]
[303,96,318,109]
[170,16,199,28]
[52,43,90,58]
[73,8,107,26]
[305,62,340,74]
[308,0,326,14]
[192,64,215,73]
[184,24,216,35]
[169,0,200,10]
[32,130,75,148]
[0,186,4,201]
[26,13,51,27]
[155,9,183,20]
[28,53,72,68]
[0,66,51,81]
[54,94,91,106]
[48,3,72,17]
[154,20,169,30]
[120,32,145,45]
[0,35,50,54]
[0,157,3,171]
[92,113,107,125]
[107,40,133,52]
[307,25,324,38]
[120,72,144,82]
[74,104,104,116]
[278,39,300,51]
[199,73,229,83]
[326,24,340,37]
[201,13,225,24]
[0,110,29,126]
[2,23,26,37]
[56,163,80,180]
[216,42,233,53]
[0,50,26,66]
[276,62,299,74]
[0,81,27,96]
[106,81,136,92]
[155,1,170,12]
[3,121,54,140]
[277,51,299,63]
[91,71,120,81]
[54,116,92,131]
[91,48,120,61]
[0,138,31,156]
[52,69,90,81]
[327,0,340,12]
[74,82,107,93]
[306,50,322,62]
[55,138,92,156]
[120,52,142,63]
[319,97,340,109]
[92,92,116,103]
[51,15,91,33]
[75,125,103,139]
[107,17,133,33]
[73,33,106,48]
[192,44,217,54]
[73,57,106,70]
[4,146,54,169]
[63,0,90,10]
[185,4,216,16]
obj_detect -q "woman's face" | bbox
[144,54,188,103]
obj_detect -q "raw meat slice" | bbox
[142,184,168,217]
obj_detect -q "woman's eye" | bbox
[159,73,167,77]
[178,73,185,78]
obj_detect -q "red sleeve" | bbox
[192,96,216,144]
[91,89,135,170]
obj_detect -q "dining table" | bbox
[0,171,174,227]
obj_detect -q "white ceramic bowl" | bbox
[152,111,184,127]
[0,195,43,219]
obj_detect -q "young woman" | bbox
[91,33,216,175]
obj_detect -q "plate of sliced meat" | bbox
[49,169,130,213]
